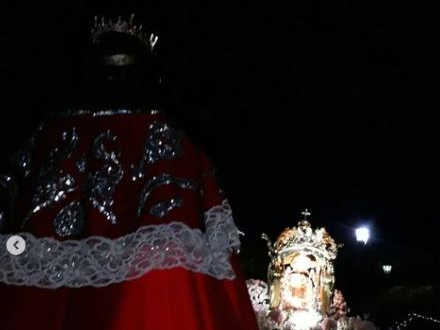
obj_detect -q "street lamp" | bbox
[382,264,392,274]
[355,227,370,245]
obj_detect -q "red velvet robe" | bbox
[0,109,259,330]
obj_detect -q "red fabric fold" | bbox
[0,111,259,330]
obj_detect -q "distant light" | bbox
[355,227,370,244]
[382,265,392,274]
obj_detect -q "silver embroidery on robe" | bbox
[0,175,14,188]
[22,128,79,227]
[0,175,19,229]
[0,212,7,230]
[76,157,87,173]
[29,174,76,214]
[137,173,197,218]
[89,130,123,225]
[55,109,160,118]
[11,123,44,179]
[0,175,18,201]
[131,121,182,181]
[53,200,85,237]
[149,198,183,218]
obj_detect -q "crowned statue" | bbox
[247,210,376,330]
[0,14,259,330]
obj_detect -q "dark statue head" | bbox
[83,15,160,109]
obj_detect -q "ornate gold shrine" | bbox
[262,210,341,323]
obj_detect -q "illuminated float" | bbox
[247,210,376,330]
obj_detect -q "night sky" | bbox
[1,0,438,321]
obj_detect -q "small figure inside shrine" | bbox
[247,210,376,330]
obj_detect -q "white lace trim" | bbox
[246,279,270,315]
[0,200,240,288]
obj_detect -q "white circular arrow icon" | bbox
[6,235,26,255]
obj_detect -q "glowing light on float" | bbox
[287,310,322,330]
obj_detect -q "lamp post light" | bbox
[382,264,392,275]
[354,226,370,273]
[355,227,370,245]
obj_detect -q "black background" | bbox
[1,0,439,325]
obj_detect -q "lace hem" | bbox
[49,109,161,118]
[0,200,240,288]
